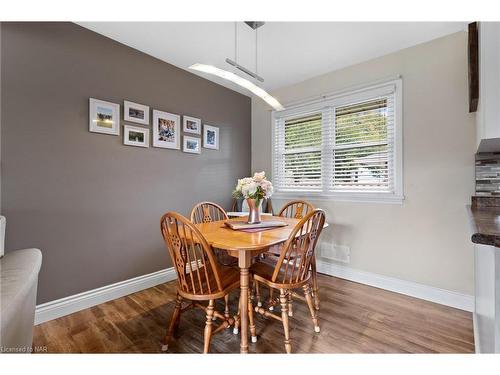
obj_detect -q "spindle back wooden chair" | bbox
[251,209,326,353]
[281,199,320,310]
[261,199,320,312]
[190,201,234,312]
[160,211,239,353]
[190,201,228,224]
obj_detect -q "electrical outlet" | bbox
[320,242,350,263]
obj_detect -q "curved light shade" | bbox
[189,63,284,111]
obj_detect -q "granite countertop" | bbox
[468,196,500,247]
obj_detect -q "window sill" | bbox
[272,192,405,205]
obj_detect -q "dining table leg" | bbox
[238,251,252,354]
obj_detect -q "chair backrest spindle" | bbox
[278,200,315,220]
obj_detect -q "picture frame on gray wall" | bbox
[123,125,149,148]
[203,124,219,150]
[183,115,202,135]
[89,98,120,136]
[183,136,201,154]
[152,110,181,149]
[124,100,150,125]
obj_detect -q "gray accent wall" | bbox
[1,22,251,303]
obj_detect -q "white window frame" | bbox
[271,78,404,204]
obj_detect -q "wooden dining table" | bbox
[194,215,301,354]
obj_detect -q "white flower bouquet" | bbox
[232,171,274,202]
[232,172,273,224]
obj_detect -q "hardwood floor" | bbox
[33,274,474,353]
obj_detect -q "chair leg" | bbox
[303,284,320,333]
[279,289,292,354]
[248,294,257,343]
[203,300,215,354]
[162,293,182,351]
[287,291,293,317]
[224,294,230,320]
[255,281,262,307]
[233,297,241,335]
[311,256,320,310]
[269,287,275,311]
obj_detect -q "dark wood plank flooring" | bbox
[33,274,474,353]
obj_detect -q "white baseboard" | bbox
[35,267,177,325]
[316,260,474,312]
[35,261,474,325]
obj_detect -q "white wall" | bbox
[252,31,476,294]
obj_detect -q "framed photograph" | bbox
[203,124,219,150]
[183,115,201,135]
[152,110,181,149]
[123,125,149,148]
[124,100,150,125]
[89,98,120,135]
[183,136,201,154]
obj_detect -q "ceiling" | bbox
[79,22,466,96]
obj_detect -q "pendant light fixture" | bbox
[189,22,284,111]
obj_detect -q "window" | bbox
[272,79,403,203]
[279,114,323,191]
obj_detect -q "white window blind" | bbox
[274,113,323,191]
[272,80,403,202]
[333,97,394,192]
